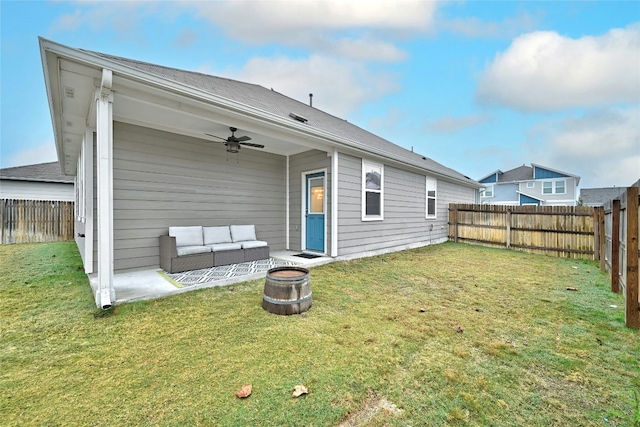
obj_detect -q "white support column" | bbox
[95,69,114,309]
[331,149,339,257]
[286,155,290,250]
[83,127,94,274]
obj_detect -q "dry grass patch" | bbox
[1,242,638,426]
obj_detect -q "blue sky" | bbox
[1,1,639,189]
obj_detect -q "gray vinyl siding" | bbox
[288,149,331,253]
[95,122,286,271]
[492,183,519,203]
[0,180,74,201]
[522,178,578,203]
[337,153,475,257]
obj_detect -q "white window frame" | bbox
[361,160,384,221]
[526,182,535,189]
[482,184,494,198]
[426,177,437,219]
[543,179,566,195]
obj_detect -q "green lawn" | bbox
[1,241,638,426]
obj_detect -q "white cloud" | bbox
[2,142,58,169]
[427,113,492,133]
[477,24,640,111]
[224,54,400,117]
[439,12,540,39]
[186,0,437,61]
[523,106,640,188]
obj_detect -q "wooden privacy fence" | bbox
[599,186,639,329]
[448,204,595,259]
[0,199,74,244]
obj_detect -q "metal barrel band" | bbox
[263,292,313,305]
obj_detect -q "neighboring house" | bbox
[0,162,74,201]
[39,38,482,308]
[580,178,640,206]
[478,164,580,206]
[579,187,627,207]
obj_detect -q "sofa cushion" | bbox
[176,245,211,256]
[206,242,242,252]
[169,226,203,247]
[230,225,257,242]
[203,226,232,245]
[239,240,268,249]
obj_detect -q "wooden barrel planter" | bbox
[263,267,312,315]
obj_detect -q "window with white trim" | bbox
[543,180,566,194]
[362,160,383,221]
[482,185,494,197]
[426,178,437,219]
[526,182,534,188]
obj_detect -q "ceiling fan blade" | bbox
[204,133,227,142]
[235,135,252,142]
[239,142,265,148]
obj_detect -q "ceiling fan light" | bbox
[226,142,240,153]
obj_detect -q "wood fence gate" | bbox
[0,199,74,244]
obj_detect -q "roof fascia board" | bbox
[0,177,73,183]
[39,38,65,174]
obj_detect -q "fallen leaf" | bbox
[566,287,579,291]
[235,384,252,398]
[596,338,603,346]
[456,326,464,333]
[292,384,308,398]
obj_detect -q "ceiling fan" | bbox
[205,127,264,153]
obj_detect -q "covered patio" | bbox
[90,251,334,304]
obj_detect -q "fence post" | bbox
[453,206,459,243]
[506,207,511,249]
[624,186,639,329]
[611,198,621,293]
[593,207,601,262]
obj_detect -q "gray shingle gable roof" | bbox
[0,162,74,183]
[85,50,479,188]
[499,165,533,183]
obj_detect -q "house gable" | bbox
[533,166,569,180]
[478,170,501,184]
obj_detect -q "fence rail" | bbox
[0,199,74,244]
[448,204,596,259]
[600,186,639,329]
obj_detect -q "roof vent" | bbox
[289,112,308,123]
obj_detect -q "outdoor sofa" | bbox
[159,225,269,273]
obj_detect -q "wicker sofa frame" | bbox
[159,225,269,274]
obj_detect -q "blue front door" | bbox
[305,173,325,252]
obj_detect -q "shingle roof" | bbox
[498,165,532,183]
[0,162,74,183]
[580,187,627,206]
[84,50,479,187]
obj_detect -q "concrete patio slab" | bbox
[89,251,334,305]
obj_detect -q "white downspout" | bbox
[331,149,338,257]
[95,69,114,309]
